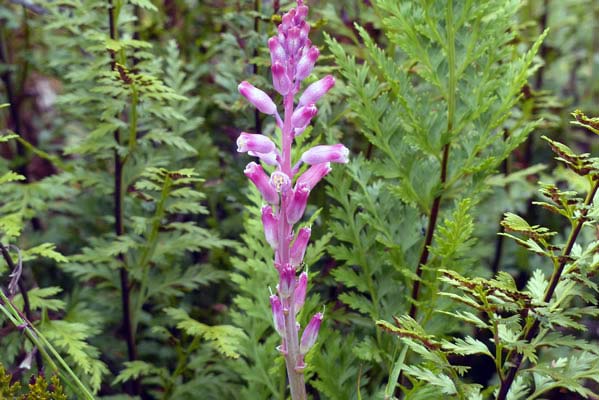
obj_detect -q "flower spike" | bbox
[237,1,347,396]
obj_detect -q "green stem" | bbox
[384,344,408,399]
[0,291,95,399]
[132,175,172,332]
[162,335,200,399]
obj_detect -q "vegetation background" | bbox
[1,0,598,398]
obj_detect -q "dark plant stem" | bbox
[0,245,43,372]
[408,0,456,320]
[0,29,26,178]
[0,27,41,233]
[409,143,449,319]
[496,179,599,400]
[491,129,511,275]
[491,222,505,276]
[1,20,42,231]
[108,0,139,395]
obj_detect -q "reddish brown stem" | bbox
[497,179,599,400]
[108,0,139,395]
[408,143,449,319]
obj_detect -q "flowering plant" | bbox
[236,1,348,398]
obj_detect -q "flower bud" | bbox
[301,144,349,165]
[261,206,279,248]
[290,227,311,266]
[296,5,309,21]
[237,132,276,154]
[300,312,323,354]
[294,271,308,313]
[287,27,301,55]
[278,264,295,298]
[270,170,291,193]
[298,75,335,107]
[291,104,318,129]
[245,162,279,204]
[238,81,277,115]
[286,184,310,224]
[272,62,292,95]
[296,47,319,81]
[295,163,332,190]
[281,9,295,30]
[270,295,286,337]
[298,21,310,43]
[268,37,286,65]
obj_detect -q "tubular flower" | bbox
[236,1,348,396]
[291,104,318,130]
[237,132,276,154]
[286,184,310,224]
[299,312,323,355]
[238,81,277,115]
[261,206,279,248]
[298,75,335,107]
[294,272,308,313]
[245,162,278,204]
[270,295,286,337]
[301,144,349,165]
[290,227,311,267]
[295,163,332,190]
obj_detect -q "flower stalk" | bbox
[237,1,347,398]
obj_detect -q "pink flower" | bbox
[237,132,276,154]
[238,81,277,115]
[294,272,308,313]
[290,227,311,266]
[245,162,279,204]
[295,163,332,190]
[295,4,308,20]
[268,37,286,65]
[287,27,301,55]
[298,75,335,107]
[270,295,286,336]
[286,184,310,224]
[291,104,318,130]
[300,312,323,354]
[296,47,319,81]
[301,144,349,165]
[278,264,295,298]
[272,62,292,95]
[262,206,279,248]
